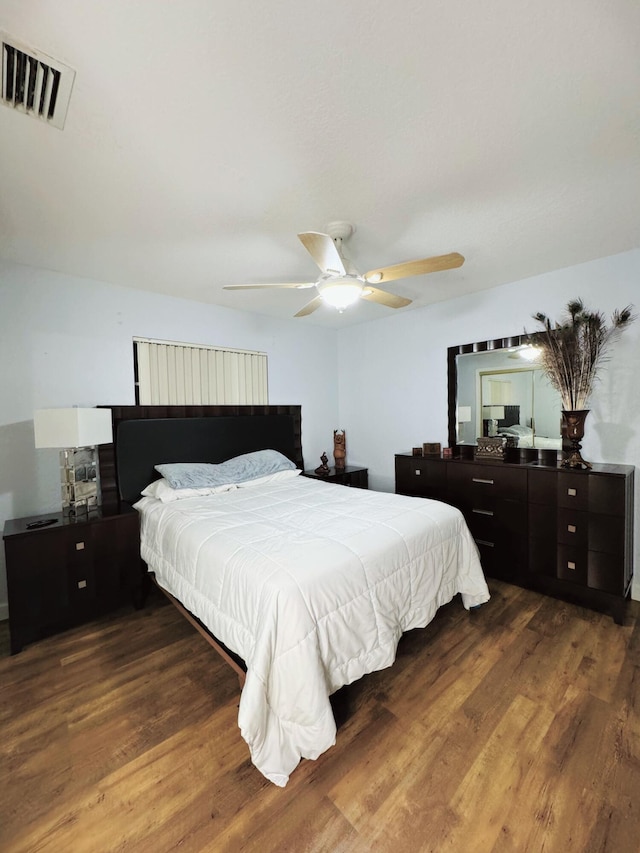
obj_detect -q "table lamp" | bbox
[482,405,506,436]
[34,408,113,515]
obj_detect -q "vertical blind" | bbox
[486,379,513,405]
[134,338,268,405]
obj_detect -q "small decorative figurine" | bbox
[333,429,346,470]
[314,452,330,475]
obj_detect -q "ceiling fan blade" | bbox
[294,295,323,317]
[223,282,315,290]
[361,287,412,309]
[365,252,464,284]
[298,232,347,276]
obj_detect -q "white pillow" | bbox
[141,478,237,503]
[235,468,302,488]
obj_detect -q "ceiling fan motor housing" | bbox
[326,221,355,242]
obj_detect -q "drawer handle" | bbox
[78,579,87,589]
[476,539,495,548]
[567,524,576,534]
[414,470,421,476]
[567,488,577,497]
[472,478,494,485]
[75,542,85,551]
[567,561,576,571]
[472,509,494,517]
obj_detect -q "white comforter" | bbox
[135,475,490,786]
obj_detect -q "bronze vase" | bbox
[561,410,592,469]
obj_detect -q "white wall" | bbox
[337,249,640,598]
[0,260,339,618]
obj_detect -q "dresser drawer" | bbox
[558,472,627,517]
[557,544,588,585]
[549,507,625,554]
[588,475,628,516]
[589,514,625,556]
[474,539,499,577]
[466,499,527,540]
[557,472,589,511]
[448,463,527,504]
[588,551,626,595]
[395,456,446,500]
[465,498,527,584]
[557,508,588,549]
[5,530,73,626]
[474,532,526,583]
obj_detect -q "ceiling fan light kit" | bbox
[317,276,364,311]
[223,222,464,317]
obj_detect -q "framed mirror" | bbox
[447,335,563,458]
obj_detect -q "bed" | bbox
[497,424,562,449]
[101,405,490,786]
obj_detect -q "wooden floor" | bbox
[1,582,640,853]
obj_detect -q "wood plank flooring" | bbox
[1,581,640,852]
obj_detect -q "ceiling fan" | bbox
[223,222,464,317]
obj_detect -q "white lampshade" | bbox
[457,406,472,424]
[483,405,506,420]
[317,278,364,311]
[34,408,113,448]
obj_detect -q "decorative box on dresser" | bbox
[395,453,634,624]
[3,504,142,654]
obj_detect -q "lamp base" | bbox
[60,447,100,514]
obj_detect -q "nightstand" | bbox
[303,465,368,489]
[3,504,142,654]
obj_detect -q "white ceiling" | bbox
[1,0,639,328]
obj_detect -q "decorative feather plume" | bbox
[527,299,635,410]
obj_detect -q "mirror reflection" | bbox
[455,345,562,449]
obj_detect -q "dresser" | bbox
[395,453,634,624]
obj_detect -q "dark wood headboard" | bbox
[98,405,303,507]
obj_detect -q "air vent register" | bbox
[1,32,75,129]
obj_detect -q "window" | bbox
[133,338,268,405]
